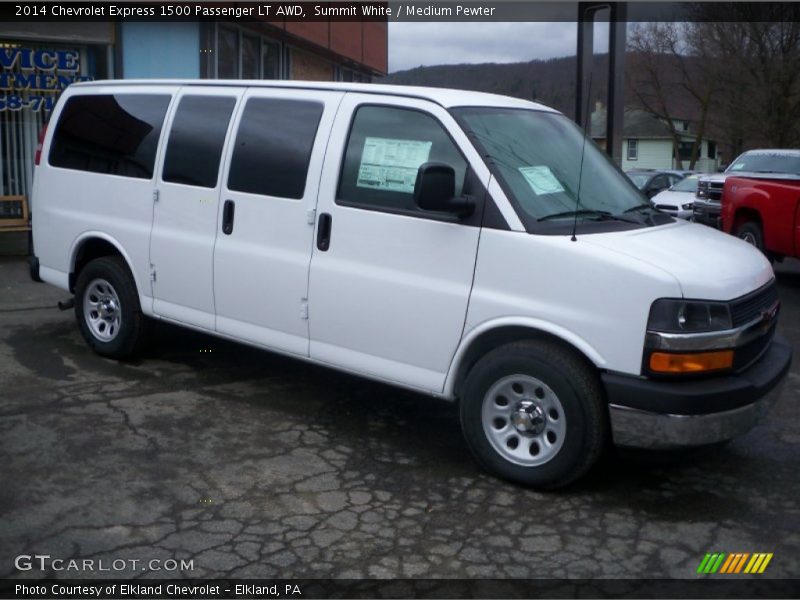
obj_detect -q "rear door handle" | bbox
[316,212,332,251]
[222,200,235,235]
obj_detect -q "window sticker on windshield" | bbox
[357,137,433,193]
[730,163,744,170]
[518,165,566,195]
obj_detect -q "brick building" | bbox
[0,20,387,250]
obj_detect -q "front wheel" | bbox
[74,256,148,359]
[735,221,765,253]
[459,340,607,489]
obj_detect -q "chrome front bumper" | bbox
[609,378,785,450]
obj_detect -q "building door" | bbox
[150,87,242,329]
[308,94,485,393]
[212,88,343,356]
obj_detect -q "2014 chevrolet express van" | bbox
[29,81,792,488]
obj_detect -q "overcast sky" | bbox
[388,22,610,72]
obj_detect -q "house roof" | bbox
[591,107,699,140]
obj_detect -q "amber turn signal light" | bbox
[649,350,734,374]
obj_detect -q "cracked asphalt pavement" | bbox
[1,257,799,581]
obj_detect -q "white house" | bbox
[591,105,720,172]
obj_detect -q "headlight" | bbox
[681,203,693,210]
[648,299,732,333]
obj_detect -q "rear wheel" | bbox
[459,340,607,489]
[75,256,148,359]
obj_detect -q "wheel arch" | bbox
[733,207,763,232]
[69,233,138,294]
[444,318,606,399]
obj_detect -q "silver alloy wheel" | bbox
[740,231,757,246]
[481,374,567,467]
[83,278,122,342]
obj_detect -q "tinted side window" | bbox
[337,106,467,213]
[228,98,323,199]
[163,95,236,188]
[49,94,170,179]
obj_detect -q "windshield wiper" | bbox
[623,204,657,214]
[539,209,638,223]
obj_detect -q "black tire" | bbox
[74,256,149,359]
[459,339,607,489]
[736,221,765,253]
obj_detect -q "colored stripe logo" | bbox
[697,552,773,574]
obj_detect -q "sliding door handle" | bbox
[222,200,235,235]
[316,213,332,251]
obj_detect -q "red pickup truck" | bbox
[722,175,800,259]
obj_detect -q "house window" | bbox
[708,141,717,159]
[627,139,638,160]
[678,141,694,161]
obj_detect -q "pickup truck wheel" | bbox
[460,340,606,489]
[74,256,148,359]
[736,222,765,253]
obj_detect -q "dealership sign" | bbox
[0,47,93,112]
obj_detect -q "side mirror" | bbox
[414,162,474,217]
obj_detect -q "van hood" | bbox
[582,220,774,300]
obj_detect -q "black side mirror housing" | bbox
[414,162,474,217]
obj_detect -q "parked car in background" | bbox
[662,169,700,179]
[650,174,702,219]
[722,174,800,260]
[626,170,685,198]
[694,149,800,228]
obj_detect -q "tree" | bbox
[627,23,718,169]
[697,8,800,150]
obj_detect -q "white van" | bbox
[30,80,791,488]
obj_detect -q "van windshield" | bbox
[452,107,652,229]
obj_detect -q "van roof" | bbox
[73,79,560,112]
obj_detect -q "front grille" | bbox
[655,204,678,211]
[697,180,724,202]
[734,323,776,372]
[730,281,780,327]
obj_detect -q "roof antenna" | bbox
[571,72,593,243]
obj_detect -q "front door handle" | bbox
[316,213,332,251]
[222,200,235,235]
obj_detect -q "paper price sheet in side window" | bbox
[357,137,433,194]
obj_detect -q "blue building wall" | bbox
[121,23,200,78]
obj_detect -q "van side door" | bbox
[150,86,243,330]
[308,94,488,392]
[212,89,343,355]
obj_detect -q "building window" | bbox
[627,139,638,160]
[336,66,372,83]
[1,42,108,201]
[217,26,239,79]
[215,25,285,80]
[263,40,281,79]
[707,141,717,159]
[241,34,260,79]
